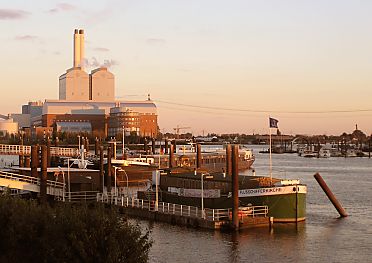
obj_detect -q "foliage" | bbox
[0,195,152,263]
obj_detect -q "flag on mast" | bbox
[269,117,279,128]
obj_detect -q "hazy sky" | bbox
[1,0,372,135]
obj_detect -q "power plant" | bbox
[7,29,158,139]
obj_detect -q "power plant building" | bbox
[10,29,158,138]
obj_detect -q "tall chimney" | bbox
[79,29,85,69]
[73,29,81,68]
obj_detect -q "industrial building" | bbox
[7,29,158,138]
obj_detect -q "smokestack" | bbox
[73,29,81,68]
[79,29,85,69]
[73,29,85,69]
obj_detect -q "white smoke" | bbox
[83,57,119,69]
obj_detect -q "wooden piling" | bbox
[40,145,47,204]
[152,138,156,154]
[314,173,348,217]
[107,146,112,193]
[226,144,232,176]
[54,136,59,147]
[231,145,240,231]
[99,146,104,192]
[18,155,24,168]
[196,143,202,169]
[46,138,51,167]
[164,139,168,154]
[169,144,175,168]
[31,145,38,178]
[144,138,148,153]
[95,138,99,156]
[173,140,177,153]
[24,156,31,168]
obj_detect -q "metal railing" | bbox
[65,191,98,202]
[0,144,79,157]
[0,170,65,188]
[96,193,268,222]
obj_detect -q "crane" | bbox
[173,125,191,139]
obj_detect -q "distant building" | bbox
[0,117,18,136]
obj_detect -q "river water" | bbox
[139,145,372,262]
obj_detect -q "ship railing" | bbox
[96,193,268,222]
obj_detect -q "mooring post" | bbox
[232,144,240,231]
[40,145,47,204]
[99,145,104,193]
[196,143,202,169]
[31,145,38,178]
[46,138,51,167]
[169,144,175,168]
[173,140,177,153]
[314,173,348,217]
[144,138,148,154]
[226,144,232,176]
[152,138,156,154]
[54,136,59,147]
[107,146,112,194]
[24,156,31,168]
[18,155,24,168]
[95,138,99,156]
[164,139,168,154]
[85,138,89,153]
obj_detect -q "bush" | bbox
[0,195,152,263]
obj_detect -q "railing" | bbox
[0,144,79,157]
[0,170,65,189]
[65,191,98,202]
[96,193,268,222]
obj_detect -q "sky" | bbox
[1,0,372,136]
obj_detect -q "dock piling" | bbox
[40,145,47,204]
[196,143,202,169]
[31,145,38,178]
[231,144,239,231]
[226,144,232,176]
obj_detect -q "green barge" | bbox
[141,169,306,223]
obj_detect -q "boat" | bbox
[139,168,306,222]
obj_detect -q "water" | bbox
[137,145,372,262]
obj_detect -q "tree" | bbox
[0,195,152,263]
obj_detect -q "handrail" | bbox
[96,193,268,222]
[0,144,79,157]
[0,170,65,188]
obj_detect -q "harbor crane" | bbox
[173,126,191,139]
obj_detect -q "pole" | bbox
[155,170,159,211]
[99,146,104,192]
[40,145,47,204]
[122,125,125,159]
[114,167,117,197]
[226,144,232,176]
[67,158,71,201]
[201,173,204,219]
[78,135,81,150]
[231,144,239,231]
[169,144,174,168]
[107,146,112,194]
[314,173,348,217]
[196,143,202,169]
[269,128,272,180]
[31,145,38,178]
